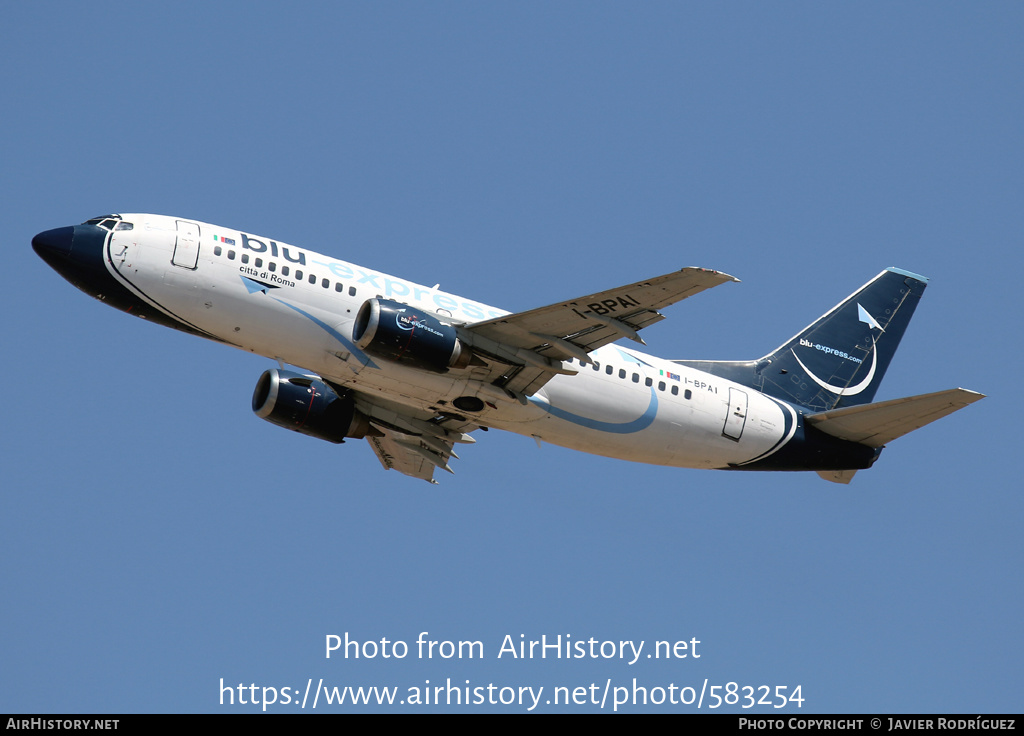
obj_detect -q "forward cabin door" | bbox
[722,387,749,441]
[172,220,201,269]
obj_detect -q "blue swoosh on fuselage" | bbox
[273,299,378,369]
[529,387,659,434]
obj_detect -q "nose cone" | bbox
[33,223,110,296]
[32,226,76,266]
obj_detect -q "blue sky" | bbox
[2,2,1021,713]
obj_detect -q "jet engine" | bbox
[252,369,374,443]
[352,298,474,373]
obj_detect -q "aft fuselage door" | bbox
[172,220,201,269]
[722,387,749,441]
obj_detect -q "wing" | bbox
[345,390,480,484]
[461,267,738,398]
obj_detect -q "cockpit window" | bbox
[83,214,122,230]
[115,222,134,231]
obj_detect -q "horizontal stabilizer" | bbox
[806,388,984,448]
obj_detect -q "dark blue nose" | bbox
[32,226,76,264]
[33,223,111,295]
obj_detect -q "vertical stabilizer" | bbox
[756,268,928,411]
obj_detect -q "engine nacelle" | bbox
[352,298,473,373]
[252,369,373,443]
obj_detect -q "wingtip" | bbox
[683,267,741,283]
[720,271,741,283]
[958,389,986,402]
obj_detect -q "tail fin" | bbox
[757,268,928,411]
[675,268,929,411]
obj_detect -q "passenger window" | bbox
[241,254,249,264]
[618,369,626,379]
[295,270,303,280]
[684,389,692,400]
[309,274,316,285]
[214,246,222,256]
[255,258,263,268]
[227,250,235,260]
[632,373,639,383]
[658,381,666,391]
[349,286,356,296]
[282,266,290,276]
[645,377,652,387]
[592,362,600,371]
[605,365,613,375]
[335,283,344,292]
[671,385,679,396]
[269,262,276,272]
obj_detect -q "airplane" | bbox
[32,213,983,485]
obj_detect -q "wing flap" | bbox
[367,431,455,483]
[355,394,479,483]
[806,388,984,447]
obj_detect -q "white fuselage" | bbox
[105,214,794,470]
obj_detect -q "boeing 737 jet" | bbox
[32,214,983,484]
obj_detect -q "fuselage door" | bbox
[172,220,201,269]
[722,387,749,441]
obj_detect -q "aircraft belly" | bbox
[520,372,789,469]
